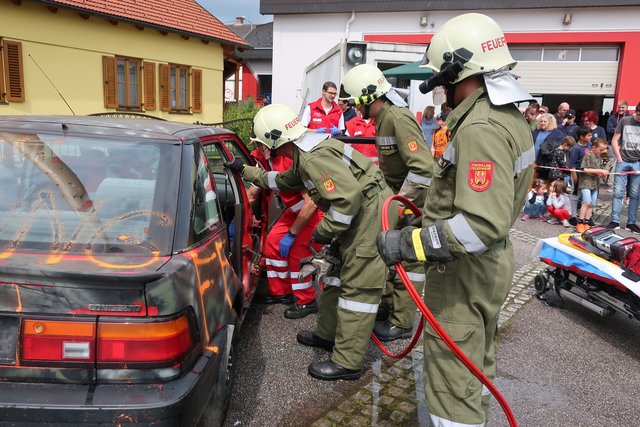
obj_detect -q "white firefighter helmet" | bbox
[421,13,516,85]
[339,64,392,106]
[251,104,306,149]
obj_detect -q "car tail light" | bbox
[97,313,195,367]
[21,313,197,369]
[22,319,96,364]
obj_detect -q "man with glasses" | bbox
[608,102,640,232]
[301,81,344,136]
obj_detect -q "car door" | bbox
[200,133,267,306]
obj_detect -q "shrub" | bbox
[223,97,262,150]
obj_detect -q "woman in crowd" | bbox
[533,113,564,181]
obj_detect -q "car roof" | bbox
[0,115,236,142]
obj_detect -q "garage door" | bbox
[510,45,619,96]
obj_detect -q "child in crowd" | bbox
[522,179,548,221]
[569,126,594,193]
[430,112,449,158]
[568,126,594,225]
[546,179,572,227]
[576,138,609,233]
[548,136,576,189]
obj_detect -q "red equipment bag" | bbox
[620,241,640,276]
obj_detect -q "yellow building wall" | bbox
[0,1,225,123]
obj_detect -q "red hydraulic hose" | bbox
[377,194,518,427]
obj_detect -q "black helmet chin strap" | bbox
[362,103,372,120]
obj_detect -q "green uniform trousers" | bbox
[380,210,426,329]
[315,186,392,370]
[423,241,513,425]
[382,262,425,328]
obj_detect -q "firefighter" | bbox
[377,13,534,426]
[339,63,433,342]
[225,103,392,380]
[248,142,323,319]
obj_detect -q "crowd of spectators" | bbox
[521,99,639,234]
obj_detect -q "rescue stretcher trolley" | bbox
[533,229,640,321]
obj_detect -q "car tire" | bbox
[197,314,238,427]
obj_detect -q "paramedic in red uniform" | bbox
[345,111,379,165]
[248,142,323,319]
[302,81,344,137]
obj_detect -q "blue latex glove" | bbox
[314,128,327,134]
[329,126,342,137]
[279,231,296,257]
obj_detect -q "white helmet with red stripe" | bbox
[420,13,531,105]
[252,104,306,150]
[421,13,516,85]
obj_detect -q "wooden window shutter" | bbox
[4,41,25,102]
[102,56,116,108]
[143,61,156,111]
[159,64,170,112]
[192,68,202,113]
[0,41,5,103]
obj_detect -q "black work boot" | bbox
[284,300,318,319]
[296,330,334,352]
[259,293,294,305]
[373,319,413,342]
[376,306,390,321]
[308,360,361,381]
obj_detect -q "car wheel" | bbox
[197,316,237,427]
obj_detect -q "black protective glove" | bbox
[377,221,452,266]
[223,157,245,173]
[312,228,333,245]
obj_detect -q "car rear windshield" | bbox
[0,131,180,255]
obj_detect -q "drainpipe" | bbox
[342,11,356,78]
[345,11,356,41]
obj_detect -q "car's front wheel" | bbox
[197,317,237,427]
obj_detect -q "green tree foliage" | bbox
[223,97,262,150]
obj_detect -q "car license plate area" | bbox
[0,316,18,365]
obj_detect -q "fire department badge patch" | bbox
[468,161,494,192]
[323,179,336,193]
[407,140,419,152]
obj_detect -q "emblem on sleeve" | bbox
[407,140,419,152]
[468,161,494,192]
[323,179,336,193]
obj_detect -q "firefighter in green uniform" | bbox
[339,64,434,342]
[225,103,392,380]
[377,13,535,426]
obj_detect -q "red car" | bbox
[0,116,268,426]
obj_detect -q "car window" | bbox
[186,145,222,245]
[202,143,238,225]
[0,132,179,255]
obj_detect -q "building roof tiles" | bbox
[40,0,248,47]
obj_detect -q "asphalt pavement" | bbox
[224,188,640,427]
